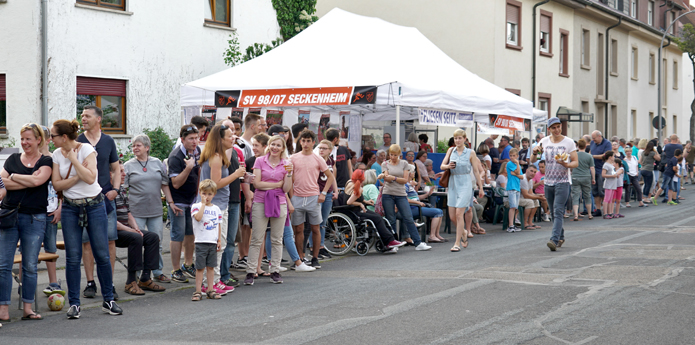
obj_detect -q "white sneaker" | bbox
[415,243,432,251]
[543,214,551,222]
[269,263,288,272]
[384,247,398,254]
[294,262,316,272]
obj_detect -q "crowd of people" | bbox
[1,110,690,322]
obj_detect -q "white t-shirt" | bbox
[52,144,102,199]
[603,164,619,190]
[237,137,254,160]
[520,175,532,200]
[538,136,576,186]
[47,181,59,213]
[625,156,639,177]
[191,202,222,244]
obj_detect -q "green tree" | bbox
[676,23,695,142]
[142,127,174,162]
[223,0,317,67]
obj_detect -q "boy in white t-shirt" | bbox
[191,179,223,301]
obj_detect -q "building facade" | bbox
[0,0,279,146]
[316,0,686,143]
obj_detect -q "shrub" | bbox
[142,127,174,162]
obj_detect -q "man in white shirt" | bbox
[238,114,261,159]
[519,165,545,230]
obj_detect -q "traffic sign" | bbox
[652,116,666,129]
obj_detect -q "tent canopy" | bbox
[182,8,532,120]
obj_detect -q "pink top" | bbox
[532,172,545,195]
[252,154,288,204]
[290,152,328,197]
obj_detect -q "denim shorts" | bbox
[508,190,520,209]
[662,175,676,191]
[169,205,193,242]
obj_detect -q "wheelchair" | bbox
[323,205,395,256]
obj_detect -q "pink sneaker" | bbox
[218,281,235,292]
[213,282,230,295]
[201,284,207,293]
[387,240,406,249]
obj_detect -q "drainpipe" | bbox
[531,0,550,107]
[41,0,48,126]
[604,16,621,136]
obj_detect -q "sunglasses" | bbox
[183,126,199,134]
[219,124,230,136]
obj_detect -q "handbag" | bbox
[0,157,41,229]
[439,147,454,188]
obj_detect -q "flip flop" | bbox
[21,313,42,321]
[450,246,461,252]
[437,237,449,242]
[255,272,271,278]
[427,238,443,243]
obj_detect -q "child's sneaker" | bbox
[506,226,517,233]
[181,263,196,278]
[171,269,188,283]
[43,282,66,296]
[215,281,234,293]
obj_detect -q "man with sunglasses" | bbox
[167,125,201,282]
[77,105,123,299]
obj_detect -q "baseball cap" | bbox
[547,117,561,127]
[267,124,286,136]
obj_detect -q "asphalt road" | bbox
[2,189,695,344]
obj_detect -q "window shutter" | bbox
[507,4,519,24]
[76,77,126,97]
[540,15,550,32]
[0,74,5,101]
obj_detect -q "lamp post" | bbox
[658,9,695,145]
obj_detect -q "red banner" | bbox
[238,87,353,107]
[490,114,524,131]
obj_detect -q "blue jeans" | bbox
[44,213,58,253]
[545,183,570,244]
[220,202,241,282]
[310,191,332,248]
[63,200,114,305]
[0,213,46,305]
[81,199,117,242]
[134,216,164,276]
[641,170,653,197]
[266,224,301,263]
[382,194,421,246]
[410,206,443,218]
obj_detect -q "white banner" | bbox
[418,108,473,127]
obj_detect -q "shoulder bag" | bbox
[439,147,455,188]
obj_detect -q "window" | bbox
[673,115,677,134]
[649,52,655,84]
[669,12,675,34]
[649,112,655,137]
[506,88,522,96]
[538,92,551,115]
[205,0,231,27]
[631,110,637,138]
[76,77,127,134]
[648,1,654,26]
[0,74,5,134]
[610,39,618,76]
[506,0,522,49]
[631,46,638,80]
[540,10,552,56]
[581,29,590,68]
[662,58,668,105]
[559,30,569,77]
[76,0,125,11]
[631,0,638,18]
[673,61,678,89]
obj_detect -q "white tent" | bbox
[181,8,533,143]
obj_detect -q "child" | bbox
[612,158,625,218]
[191,179,224,301]
[533,160,551,221]
[601,151,619,218]
[651,149,682,205]
[506,148,522,232]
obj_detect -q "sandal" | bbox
[206,291,222,299]
[450,246,461,252]
[21,313,42,321]
[427,238,443,243]
[573,216,578,221]
[461,231,469,248]
[477,228,486,234]
[191,291,202,301]
[588,215,593,220]
[255,271,271,278]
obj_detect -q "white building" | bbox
[0,0,279,146]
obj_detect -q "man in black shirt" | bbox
[77,105,122,299]
[167,125,201,283]
[324,128,352,189]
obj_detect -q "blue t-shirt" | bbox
[662,143,683,165]
[664,157,679,178]
[500,145,511,160]
[77,132,119,193]
[506,162,520,191]
[589,138,612,171]
[371,162,382,176]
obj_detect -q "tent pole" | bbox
[474,122,477,150]
[395,105,401,147]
